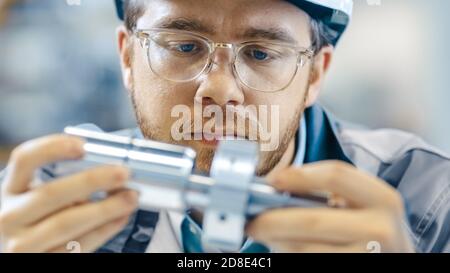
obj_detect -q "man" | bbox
[0,0,448,253]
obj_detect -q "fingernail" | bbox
[70,138,85,155]
[269,176,283,187]
[114,166,129,182]
[123,190,138,204]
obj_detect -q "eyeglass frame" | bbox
[133,27,315,93]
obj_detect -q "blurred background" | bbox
[0,0,449,168]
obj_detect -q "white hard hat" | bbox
[287,0,353,45]
[115,0,353,45]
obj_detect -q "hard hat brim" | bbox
[287,0,352,46]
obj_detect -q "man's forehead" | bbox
[135,0,310,44]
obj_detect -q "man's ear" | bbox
[117,25,133,93]
[304,45,334,107]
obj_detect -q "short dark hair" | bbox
[123,0,146,31]
[123,0,331,54]
[308,17,333,53]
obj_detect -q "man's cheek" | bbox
[170,105,191,142]
[258,105,281,152]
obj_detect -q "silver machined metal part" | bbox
[52,127,196,212]
[45,126,328,252]
[201,140,258,252]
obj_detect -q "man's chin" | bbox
[188,141,216,174]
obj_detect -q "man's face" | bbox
[119,0,325,175]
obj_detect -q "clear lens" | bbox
[147,32,210,82]
[235,43,299,92]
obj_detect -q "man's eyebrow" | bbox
[241,27,298,44]
[153,18,215,34]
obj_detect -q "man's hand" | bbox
[0,135,138,253]
[246,161,415,253]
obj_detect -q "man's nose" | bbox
[194,49,244,107]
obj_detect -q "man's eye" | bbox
[176,43,197,53]
[243,47,276,62]
[251,49,269,61]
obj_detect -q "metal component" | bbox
[45,126,328,252]
[50,127,196,211]
[202,140,258,251]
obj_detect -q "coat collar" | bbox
[303,104,353,165]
